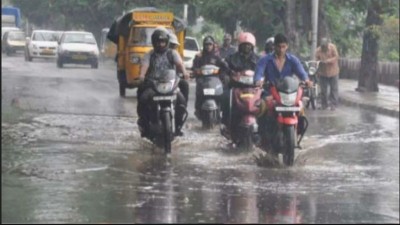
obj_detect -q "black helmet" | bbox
[203,35,215,46]
[151,28,169,52]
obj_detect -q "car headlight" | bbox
[33,44,38,49]
[130,54,141,64]
[280,92,297,106]
[156,80,174,94]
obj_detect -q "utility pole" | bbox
[183,4,188,24]
[311,0,319,60]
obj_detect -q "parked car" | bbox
[2,30,25,55]
[1,27,20,41]
[57,31,99,69]
[25,30,59,61]
[183,36,200,70]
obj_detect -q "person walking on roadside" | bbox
[219,33,236,59]
[315,37,340,111]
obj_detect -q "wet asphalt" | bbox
[1,54,399,223]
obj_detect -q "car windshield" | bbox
[129,27,173,46]
[32,31,58,42]
[8,32,25,41]
[184,38,199,51]
[63,33,96,44]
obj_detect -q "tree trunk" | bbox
[317,0,330,44]
[357,1,383,92]
[284,0,299,53]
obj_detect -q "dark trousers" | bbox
[179,79,189,104]
[319,75,339,108]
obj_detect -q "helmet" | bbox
[265,37,274,45]
[264,37,274,53]
[238,32,256,47]
[203,35,215,46]
[151,28,169,52]
[169,32,179,46]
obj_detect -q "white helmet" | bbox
[266,37,274,45]
[169,32,179,46]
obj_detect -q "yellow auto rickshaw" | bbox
[107,7,186,97]
[100,28,117,61]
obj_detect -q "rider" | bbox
[254,33,312,149]
[192,35,229,119]
[137,28,189,137]
[219,33,236,59]
[220,32,260,127]
[168,31,189,104]
[260,37,274,56]
[254,33,312,94]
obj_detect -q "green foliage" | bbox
[8,0,399,62]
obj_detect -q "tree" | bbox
[356,0,387,92]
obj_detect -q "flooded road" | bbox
[2,55,399,223]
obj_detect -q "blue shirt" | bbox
[254,53,308,84]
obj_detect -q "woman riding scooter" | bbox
[192,35,229,119]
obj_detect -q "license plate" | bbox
[203,88,215,95]
[41,49,54,55]
[72,55,87,60]
[239,76,253,85]
[153,95,176,101]
[275,106,301,112]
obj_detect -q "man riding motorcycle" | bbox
[137,28,189,137]
[221,32,260,127]
[192,35,229,119]
[254,33,312,149]
[260,37,274,56]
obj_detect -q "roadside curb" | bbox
[339,96,399,118]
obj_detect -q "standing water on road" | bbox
[2,107,398,223]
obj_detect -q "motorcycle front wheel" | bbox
[202,110,215,129]
[162,112,172,154]
[282,125,296,166]
[240,127,253,151]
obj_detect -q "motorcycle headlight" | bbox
[309,67,316,75]
[280,92,297,106]
[156,80,174,94]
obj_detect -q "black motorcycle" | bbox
[143,70,188,153]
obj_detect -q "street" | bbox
[2,54,399,223]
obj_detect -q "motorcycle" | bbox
[141,69,188,154]
[303,60,320,110]
[221,70,262,151]
[262,75,308,166]
[195,64,224,129]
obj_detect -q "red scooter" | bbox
[221,70,263,151]
[261,75,308,166]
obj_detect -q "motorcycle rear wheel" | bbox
[282,125,295,166]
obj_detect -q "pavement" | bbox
[338,79,399,118]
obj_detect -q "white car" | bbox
[25,30,59,61]
[183,36,200,70]
[2,27,20,41]
[57,31,99,69]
